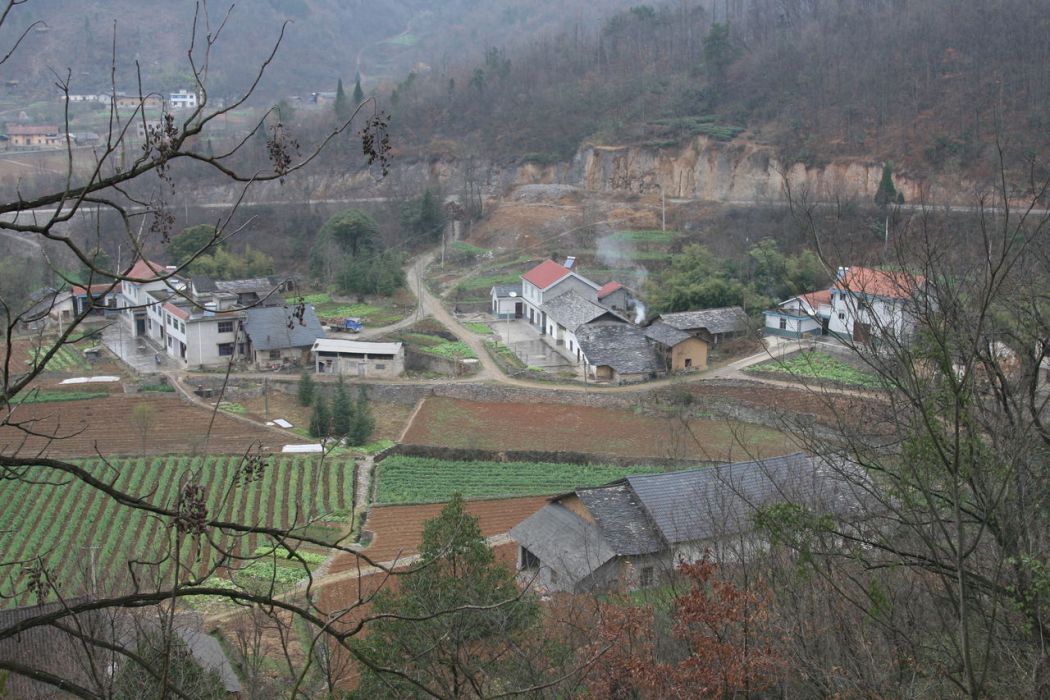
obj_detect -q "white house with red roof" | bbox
[120,258,182,337]
[828,266,925,343]
[519,259,601,332]
[764,289,832,339]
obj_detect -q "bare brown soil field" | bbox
[402,396,795,461]
[0,395,286,457]
[239,393,413,443]
[329,496,546,573]
[685,380,873,428]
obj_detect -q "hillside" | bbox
[381,0,1050,189]
[0,0,639,101]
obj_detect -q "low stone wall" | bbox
[374,442,719,471]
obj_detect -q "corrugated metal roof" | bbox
[244,305,324,351]
[312,338,403,355]
[657,306,749,335]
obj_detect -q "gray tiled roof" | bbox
[176,627,242,693]
[575,323,663,374]
[644,320,693,347]
[491,283,523,298]
[244,304,325,351]
[542,290,621,332]
[576,483,665,556]
[509,503,618,585]
[0,598,100,698]
[625,452,867,544]
[214,277,279,294]
[657,306,749,335]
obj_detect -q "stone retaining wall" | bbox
[373,442,719,471]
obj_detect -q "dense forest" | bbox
[383,0,1050,180]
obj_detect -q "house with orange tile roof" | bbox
[764,289,833,339]
[827,266,925,343]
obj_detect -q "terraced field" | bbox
[0,454,355,607]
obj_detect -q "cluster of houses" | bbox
[492,259,749,383]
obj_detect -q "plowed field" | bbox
[0,395,285,456]
[329,496,546,572]
[402,396,793,461]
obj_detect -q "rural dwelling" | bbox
[121,258,185,337]
[5,123,62,148]
[828,266,926,344]
[520,259,600,330]
[243,304,325,369]
[575,323,663,383]
[543,290,628,362]
[510,453,870,594]
[596,281,634,317]
[654,306,750,345]
[191,276,292,307]
[490,283,523,318]
[20,287,75,330]
[168,89,199,109]
[644,320,709,371]
[764,290,832,339]
[311,338,404,378]
[71,282,120,317]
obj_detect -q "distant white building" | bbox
[311,338,404,378]
[168,89,199,110]
[828,266,925,344]
[764,290,832,339]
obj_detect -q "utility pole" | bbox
[662,188,666,232]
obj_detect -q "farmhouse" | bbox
[311,338,404,378]
[490,283,523,318]
[510,453,869,594]
[71,282,120,317]
[168,89,199,109]
[191,275,293,307]
[242,304,325,369]
[6,123,62,148]
[575,323,663,383]
[543,291,628,361]
[20,287,75,330]
[653,306,750,345]
[519,259,601,329]
[764,290,832,339]
[828,266,926,343]
[644,320,709,371]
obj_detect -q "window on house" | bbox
[218,343,234,357]
[779,317,788,330]
[180,322,185,333]
[375,363,386,370]
[238,343,246,355]
[640,566,654,587]
[217,321,234,334]
[838,312,846,321]
[520,547,540,570]
[269,350,281,360]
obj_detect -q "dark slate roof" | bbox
[509,503,618,584]
[175,627,242,693]
[491,283,523,298]
[0,598,100,698]
[542,290,622,332]
[244,304,325,351]
[625,452,868,544]
[191,276,217,293]
[644,320,693,348]
[576,483,665,556]
[214,277,279,294]
[657,306,749,335]
[575,323,663,374]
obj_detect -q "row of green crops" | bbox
[374,456,659,505]
[27,346,91,372]
[0,454,355,607]
[747,351,881,388]
[9,390,109,404]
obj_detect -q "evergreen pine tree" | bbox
[874,163,898,208]
[309,392,331,438]
[334,78,349,120]
[352,74,364,105]
[331,377,353,439]
[297,370,315,407]
[348,386,375,445]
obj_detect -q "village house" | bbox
[764,290,833,339]
[574,323,663,382]
[311,338,404,378]
[519,258,602,330]
[652,306,750,345]
[543,290,628,362]
[71,282,120,317]
[5,124,63,148]
[490,283,523,318]
[644,320,709,371]
[242,304,325,369]
[168,89,199,110]
[191,276,293,307]
[19,287,74,331]
[828,266,926,343]
[510,453,869,594]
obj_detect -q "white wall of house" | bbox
[522,274,600,329]
[829,291,913,341]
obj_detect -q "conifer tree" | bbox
[334,78,349,120]
[331,377,353,439]
[347,386,375,445]
[352,74,364,105]
[297,370,315,407]
[308,392,331,438]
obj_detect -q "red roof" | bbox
[7,124,59,136]
[71,283,116,296]
[162,302,190,320]
[834,267,923,300]
[125,258,166,281]
[522,259,571,290]
[799,289,831,307]
[596,281,624,299]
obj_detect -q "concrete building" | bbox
[827,266,925,344]
[311,338,404,378]
[242,304,325,369]
[168,89,199,109]
[764,290,832,339]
